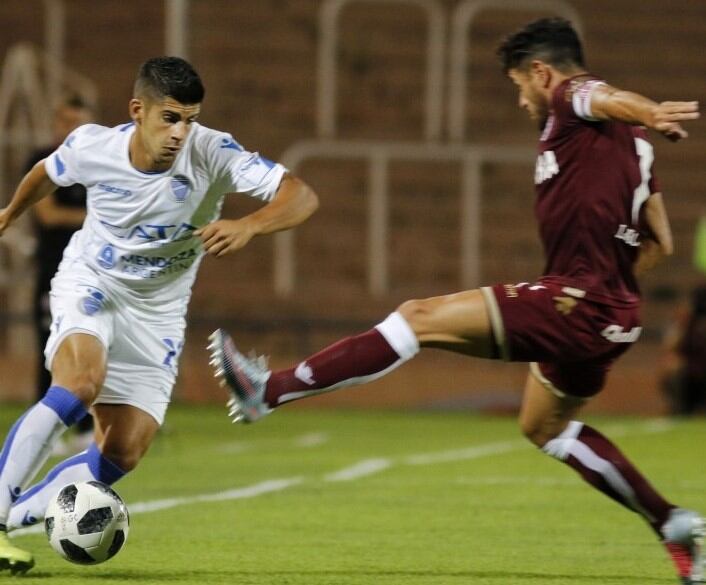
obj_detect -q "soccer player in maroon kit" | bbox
[210,18,702,584]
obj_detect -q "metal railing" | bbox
[276,140,533,296]
[318,0,447,140]
[274,0,582,297]
[448,0,583,141]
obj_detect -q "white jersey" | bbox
[44,121,286,301]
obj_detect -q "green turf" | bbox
[1,405,704,584]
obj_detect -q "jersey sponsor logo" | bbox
[170,175,191,203]
[119,247,199,279]
[120,248,198,268]
[503,284,520,298]
[98,183,132,197]
[220,137,243,151]
[21,511,37,526]
[553,296,578,316]
[97,244,116,269]
[79,288,106,316]
[99,221,197,244]
[503,282,545,298]
[7,486,20,504]
[614,224,641,247]
[534,150,559,184]
[294,361,316,385]
[601,325,642,343]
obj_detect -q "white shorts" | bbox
[45,260,188,425]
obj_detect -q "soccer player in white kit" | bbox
[0,57,318,572]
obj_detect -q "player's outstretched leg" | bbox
[521,372,705,584]
[208,311,420,423]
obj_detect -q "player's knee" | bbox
[397,298,434,333]
[519,419,555,448]
[52,366,106,406]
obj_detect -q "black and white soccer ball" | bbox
[44,481,129,565]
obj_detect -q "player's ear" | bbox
[529,60,551,88]
[129,98,144,125]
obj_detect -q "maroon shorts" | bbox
[481,281,641,398]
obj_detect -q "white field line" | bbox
[217,432,330,454]
[129,477,304,513]
[294,432,330,448]
[325,458,392,482]
[404,439,525,466]
[13,478,302,537]
[320,420,677,482]
[13,420,675,538]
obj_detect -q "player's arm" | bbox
[196,174,318,257]
[589,85,699,141]
[634,192,673,276]
[0,160,60,236]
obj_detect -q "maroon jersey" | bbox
[534,74,659,307]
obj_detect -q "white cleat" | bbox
[663,508,705,584]
[207,329,272,423]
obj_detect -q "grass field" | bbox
[2,404,704,584]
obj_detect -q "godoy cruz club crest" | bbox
[170,175,191,203]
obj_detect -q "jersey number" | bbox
[534,151,559,184]
[631,137,654,223]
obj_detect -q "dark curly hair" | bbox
[497,17,584,74]
[134,56,205,104]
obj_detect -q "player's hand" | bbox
[651,101,700,141]
[195,219,257,257]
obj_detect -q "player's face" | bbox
[508,68,549,124]
[131,97,201,170]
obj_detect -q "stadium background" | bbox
[0,0,703,415]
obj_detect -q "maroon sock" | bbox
[545,422,674,536]
[265,328,404,407]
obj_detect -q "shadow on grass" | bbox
[23,568,674,583]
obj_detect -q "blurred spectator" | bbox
[661,286,706,415]
[25,95,93,453]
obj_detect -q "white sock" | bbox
[0,386,86,526]
[8,443,125,531]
